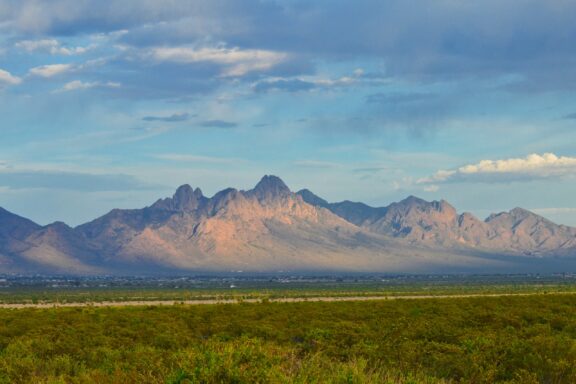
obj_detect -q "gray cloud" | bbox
[2,0,576,104]
[532,207,576,215]
[199,120,237,129]
[293,160,342,169]
[100,57,222,99]
[253,79,316,93]
[353,167,392,174]
[154,153,244,165]
[4,1,575,86]
[563,113,576,120]
[123,1,576,87]
[0,0,198,35]
[366,92,434,105]
[0,170,160,191]
[142,112,192,122]
[252,123,270,128]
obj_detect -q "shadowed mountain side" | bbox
[76,177,383,270]
[0,175,575,274]
[299,190,576,257]
[18,222,103,274]
[0,209,100,273]
[0,207,41,255]
[0,208,42,272]
[297,189,388,226]
[485,208,576,254]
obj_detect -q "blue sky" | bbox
[1,0,576,226]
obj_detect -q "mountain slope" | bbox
[0,207,42,270]
[1,175,575,274]
[300,190,576,256]
[485,208,576,254]
[297,189,388,226]
[77,176,411,271]
[0,207,41,253]
[0,208,99,273]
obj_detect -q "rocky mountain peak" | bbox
[436,200,457,214]
[386,195,429,215]
[174,184,203,202]
[297,189,329,207]
[47,221,72,230]
[2,176,576,275]
[400,195,428,206]
[508,207,534,219]
[210,188,239,211]
[251,175,291,201]
[486,207,536,224]
[151,184,205,212]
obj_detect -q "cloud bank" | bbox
[0,170,158,191]
[199,120,237,129]
[142,113,191,122]
[15,39,89,55]
[0,69,21,85]
[3,1,576,91]
[419,153,576,185]
[29,63,73,78]
[146,46,288,77]
[57,80,120,92]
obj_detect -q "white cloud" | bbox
[423,185,439,192]
[153,154,244,165]
[293,160,343,169]
[253,69,368,93]
[57,80,121,92]
[148,46,287,77]
[532,207,576,215]
[0,69,22,85]
[309,75,358,87]
[419,153,576,184]
[15,39,90,55]
[29,63,73,77]
[0,168,158,192]
[61,80,95,91]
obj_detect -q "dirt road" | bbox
[0,291,572,309]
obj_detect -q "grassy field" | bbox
[0,294,575,383]
[1,274,575,304]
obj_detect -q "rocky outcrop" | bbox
[0,175,575,274]
[299,190,576,255]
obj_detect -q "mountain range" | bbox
[1,175,575,274]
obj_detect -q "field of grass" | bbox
[1,274,575,304]
[0,294,575,383]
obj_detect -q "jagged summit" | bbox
[251,175,291,200]
[150,184,205,212]
[1,176,576,274]
[397,195,429,206]
[388,196,457,216]
[509,207,535,218]
[486,207,537,223]
[173,184,204,209]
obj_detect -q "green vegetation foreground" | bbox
[0,295,575,383]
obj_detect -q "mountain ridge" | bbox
[1,175,575,274]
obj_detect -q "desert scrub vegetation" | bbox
[0,295,575,383]
[2,274,576,305]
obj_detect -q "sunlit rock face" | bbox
[298,188,576,254]
[0,175,575,274]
